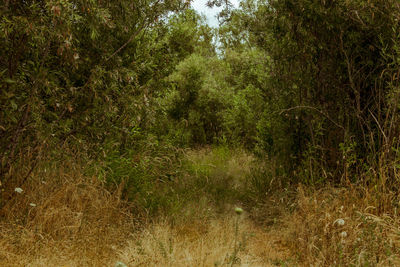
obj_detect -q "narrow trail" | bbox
[114,147,296,266]
[111,148,296,266]
[2,148,400,266]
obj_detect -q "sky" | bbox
[191,0,240,27]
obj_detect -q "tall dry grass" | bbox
[0,153,134,266]
[278,185,400,266]
[0,147,294,266]
[2,146,400,266]
[117,214,292,266]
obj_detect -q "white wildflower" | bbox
[14,187,23,194]
[115,261,127,267]
[340,231,347,238]
[335,218,345,226]
[29,203,36,207]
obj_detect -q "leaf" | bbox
[4,78,16,84]
[10,100,18,110]
[90,29,98,40]
[0,69,7,77]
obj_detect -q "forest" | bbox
[1,0,400,265]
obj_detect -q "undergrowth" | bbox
[0,150,133,266]
[279,185,400,266]
[0,145,257,266]
[1,146,400,266]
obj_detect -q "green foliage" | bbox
[159,47,269,148]
[102,139,184,215]
[3,0,400,218]
[164,54,233,144]
[229,0,400,184]
[222,49,267,148]
[0,0,193,188]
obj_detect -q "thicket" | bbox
[206,0,400,187]
[0,0,198,206]
[0,0,263,209]
[243,0,400,186]
[2,0,400,222]
[2,0,400,265]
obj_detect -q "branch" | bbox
[105,24,146,62]
[368,109,387,142]
[280,105,344,130]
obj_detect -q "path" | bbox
[116,215,294,266]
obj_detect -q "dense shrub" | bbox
[233,0,400,184]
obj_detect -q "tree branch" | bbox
[280,105,344,130]
[105,24,146,62]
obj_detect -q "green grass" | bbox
[101,145,254,221]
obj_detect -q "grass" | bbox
[0,155,134,266]
[279,185,400,266]
[1,146,400,266]
[116,214,291,266]
[0,146,260,266]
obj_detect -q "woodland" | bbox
[1,0,400,265]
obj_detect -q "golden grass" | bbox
[278,185,400,266]
[2,148,399,266]
[117,214,292,266]
[0,159,134,267]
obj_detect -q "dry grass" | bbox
[2,147,399,266]
[117,214,292,266]
[0,157,134,266]
[1,148,290,267]
[278,185,400,266]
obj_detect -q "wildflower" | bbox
[29,203,36,207]
[340,231,347,238]
[235,207,243,215]
[14,187,23,194]
[335,218,345,226]
[115,261,127,267]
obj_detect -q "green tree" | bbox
[0,0,187,191]
[164,53,232,144]
[237,0,400,182]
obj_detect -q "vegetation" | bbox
[1,0,400,265]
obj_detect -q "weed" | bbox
[230,207,244,266]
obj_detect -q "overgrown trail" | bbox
[3,132,399,265]
[3,147,399,266]
[3,1,400,265]
[114,147,295,266]
[1,147,296,266]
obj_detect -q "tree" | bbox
[0,0,188,194]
